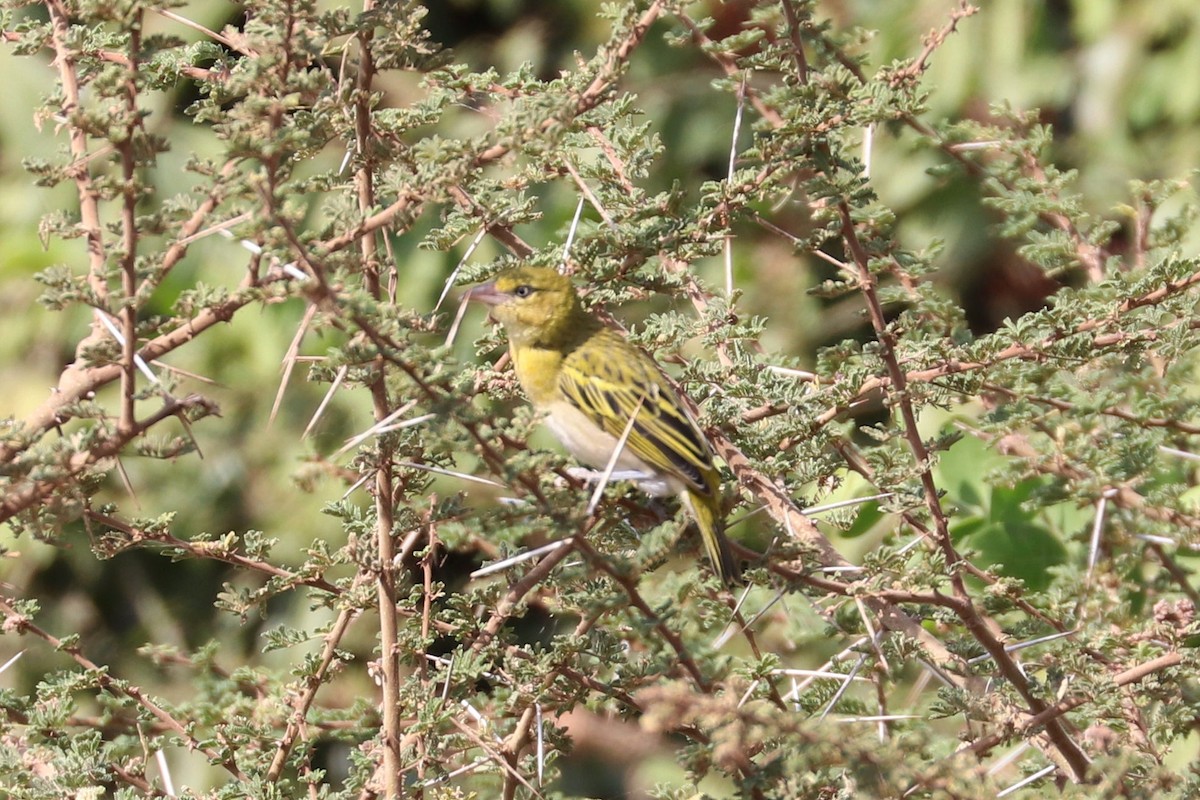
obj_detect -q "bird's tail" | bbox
[682,489,741,587]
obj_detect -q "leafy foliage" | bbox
[1,0,1200,798]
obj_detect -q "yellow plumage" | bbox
[468,266,740,586]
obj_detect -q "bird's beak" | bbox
[466,280,505,307]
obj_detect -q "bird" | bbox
[467,265,740,586]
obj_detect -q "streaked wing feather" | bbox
[559,340,711,491]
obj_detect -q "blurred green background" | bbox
[2,0,1199,795]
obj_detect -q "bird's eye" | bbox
[513,285,533,298]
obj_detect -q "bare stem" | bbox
[118,13,142,435]
[0,595,248,780]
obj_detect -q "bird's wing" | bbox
[558,336,713,493]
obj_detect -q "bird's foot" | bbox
[566,467,653,484]
[565,467,674,497]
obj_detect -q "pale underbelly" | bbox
[543,401,684,497]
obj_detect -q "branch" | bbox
[45,0,108,304]
[574,537,712,691]
[267,584,364,780]
[0,395,218,524]
[836,201,1091,781]
[0,270,287,467]
[0,594,248,781]
[83,510,342,596]
[316,1,666,258]
[962,652,1183,758]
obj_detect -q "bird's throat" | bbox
[509,343,567,407]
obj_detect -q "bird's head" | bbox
[467,266,587,347]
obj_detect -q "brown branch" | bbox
[573,537,711,691]
[317,1,666,258]
[1148,544,1200,607]
[345,12,405,796]
[962,652,1183,759]
[887,2,979,85]
[471,533,585,651]
[446,185,536,258]
[83,509,342,596]
[779,0,809,84]
[0,264,286,468]
[501,706,537,800]
[139,159,240,297]
[447,717,543,798]
[109,761,165,796]
[837,201,1090,781]
[0,594,247,781]
[0,395,218,524]
[46,0,109,306]
[672,11,784,128]
[981,376,1200,435]
[809,276,1200,430]
[709,431,969,681]
[267,583,364,780]
[117,14,142,436]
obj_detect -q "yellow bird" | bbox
[468,266,740,586]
